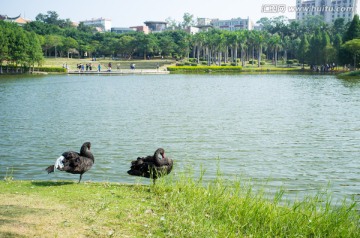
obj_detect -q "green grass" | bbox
[167,65,242,72]
[1,171,359,237]
[42,57,175,71]
[337,70,360,78]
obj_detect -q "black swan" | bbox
[127,148,173,184]
[45,142,94,183]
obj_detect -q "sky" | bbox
[3,0,301,27]
[2,0,360,27]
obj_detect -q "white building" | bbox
[80,17,112,32]
[296,0,358,23]
[210,17,253,31]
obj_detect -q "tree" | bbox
[157,33,176,57]
[342,39,360,68]
[343,14,360,42]
[182,13,196,29]
[116,35,136,59]
[253,31,268,67]
[165,17,179,30]
[0,22,9,67]
[332,18,346,37]
[308,29,322,65]
[298,34,309,68]
[321,31,332,63]
[333,34,342,65]
[192,31,206,63]
[27,32,44,69]
[269,33,281,66]
[135,33,159,59]
[62,37,79,58]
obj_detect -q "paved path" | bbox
[68,69,169,75]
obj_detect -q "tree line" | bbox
[1,11,360,68]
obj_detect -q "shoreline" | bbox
[67,69,170,75]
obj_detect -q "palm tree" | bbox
[269,33,282,66]
[238,31,247,66]
[253,31,268,67]
[193,32,206,63]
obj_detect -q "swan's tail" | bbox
[45,165,55,174]
[46,156,65,174]
[54,156,65,172]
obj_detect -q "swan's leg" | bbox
[78,174,83,183]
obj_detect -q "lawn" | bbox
[1,173,359,238]
[42,57,176,71]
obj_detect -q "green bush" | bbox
[167,65,242,72]
[249,60,257,64]
[191,63,198,66]
[188,58,197,63]
[33,67,66,73]
[287,60,294,65]
[260,61,266,65]
[201,61,208,65]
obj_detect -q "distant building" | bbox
[211,17,254,31]
[197,17,253,31]
[185,26,200,34]
[0,14,30,26]
[196,18,214,31]
[111,27,136,34]
[197,18,213,26]
[80,17,112,32]
[144,21,167,33]
[296,0,358,23]
[130,25,150,34]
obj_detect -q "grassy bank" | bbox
[42,57,175,71]
[167,65,242,73]
[1,174,359,237]
[337,70,360,79]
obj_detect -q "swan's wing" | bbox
[62,151,80,159]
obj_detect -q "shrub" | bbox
[287,60,294,65]
[260,61,266,65]
[201,61,208,65]
[249,60,258,64]
[167,65,242,72]
[188,58,197,62]
[33,67,66,73]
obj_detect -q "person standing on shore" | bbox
[98,63,101,72]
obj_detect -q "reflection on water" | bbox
[0,73,359,202]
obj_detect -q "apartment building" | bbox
[80,17,112,31]
[197,17,254,31]
[296,0,358,23]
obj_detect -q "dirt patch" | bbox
[0,194,88,238]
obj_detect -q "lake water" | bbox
[0,73,359,202]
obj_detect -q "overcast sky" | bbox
[3,0,359,27]
[3,0,301,26]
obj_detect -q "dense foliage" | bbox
[0,21,43,67]
[1,11,360,69]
